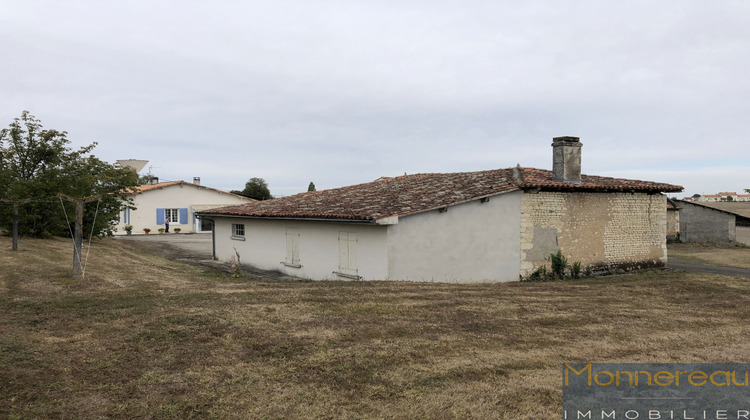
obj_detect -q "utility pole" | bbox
[0,199,31,251]
[57,194,100,274]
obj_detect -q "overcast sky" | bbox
[2,1,748,198]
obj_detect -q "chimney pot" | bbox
[193,177,201,186]
[552,136,582,182]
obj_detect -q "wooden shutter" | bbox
[156,208,165,225]
[338,232,357,275]
[286,228,300,265]
[179,208,188,225]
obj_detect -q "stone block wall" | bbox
[666,208,680,240]
[520,191,667,277]
[678,202,736,243]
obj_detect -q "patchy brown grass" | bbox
[3,237,750,419]
[669,242,750,269]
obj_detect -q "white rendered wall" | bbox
[213,218,389,281]
[386,191,522,283]
[114,184,251,235]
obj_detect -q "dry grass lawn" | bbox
[3,237,750,419]
[668,242,750,269]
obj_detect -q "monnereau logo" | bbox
[563,363,750,420]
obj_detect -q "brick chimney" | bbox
[193,177,201,185]
[552,136,582,182]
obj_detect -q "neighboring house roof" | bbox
[201,167,682,223]
[126,181,252,200]
[683,201,750,221]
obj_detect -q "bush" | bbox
[550,250,568,279]
[570,261,582,279]
[522,251,584,282]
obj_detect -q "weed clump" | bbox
[522,250,583,282]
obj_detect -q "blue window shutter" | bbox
[127,209,131,224]
[179,208,188,225]
[156,208,165,225]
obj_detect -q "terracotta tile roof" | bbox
[201,167,682,223]
[517,168,682,193]
[125,181,251,200]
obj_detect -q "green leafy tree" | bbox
[241,177,272,200]
[0,111,139,237]
[308,182,316,192]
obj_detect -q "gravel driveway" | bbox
[116,233,214,260]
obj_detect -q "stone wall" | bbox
[678,201,736,243]
[520,191,667,277]
[666,208,680,240]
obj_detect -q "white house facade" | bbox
[115,180,253,235]
[210,189,523,282]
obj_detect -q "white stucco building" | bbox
[199,138,682,283]
[115,180,253,235]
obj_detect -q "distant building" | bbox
[676,200,737,243]
[116,179,253,235]
[684,192,750,202]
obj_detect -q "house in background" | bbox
[674,200,750,244]
[675,200,737,243]
[683,192,750,202]
[200,137,682,283]
[116,178,253,235]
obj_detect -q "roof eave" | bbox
[197,213,377,224]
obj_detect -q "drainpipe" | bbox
[210,217,216,260]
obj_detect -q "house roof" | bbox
[200,167,682,223]
[126,181,251,200]
[681,201,750,220]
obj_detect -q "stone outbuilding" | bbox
[200,137,682,282]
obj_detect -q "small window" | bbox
[165,208,179,224]
[232,223,245,239]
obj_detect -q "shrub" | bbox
[550,250,568,279]
[523,252,584,282]
[570,261,582,279]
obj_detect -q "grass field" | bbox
[3,237,750,419]
[668,242,750,269]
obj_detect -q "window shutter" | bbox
[179,208,188,225]
[338,232,348,272]
[156,208,165,225]
[338,232,357,275]
[347,232,357,274]
[286,228,300,265]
